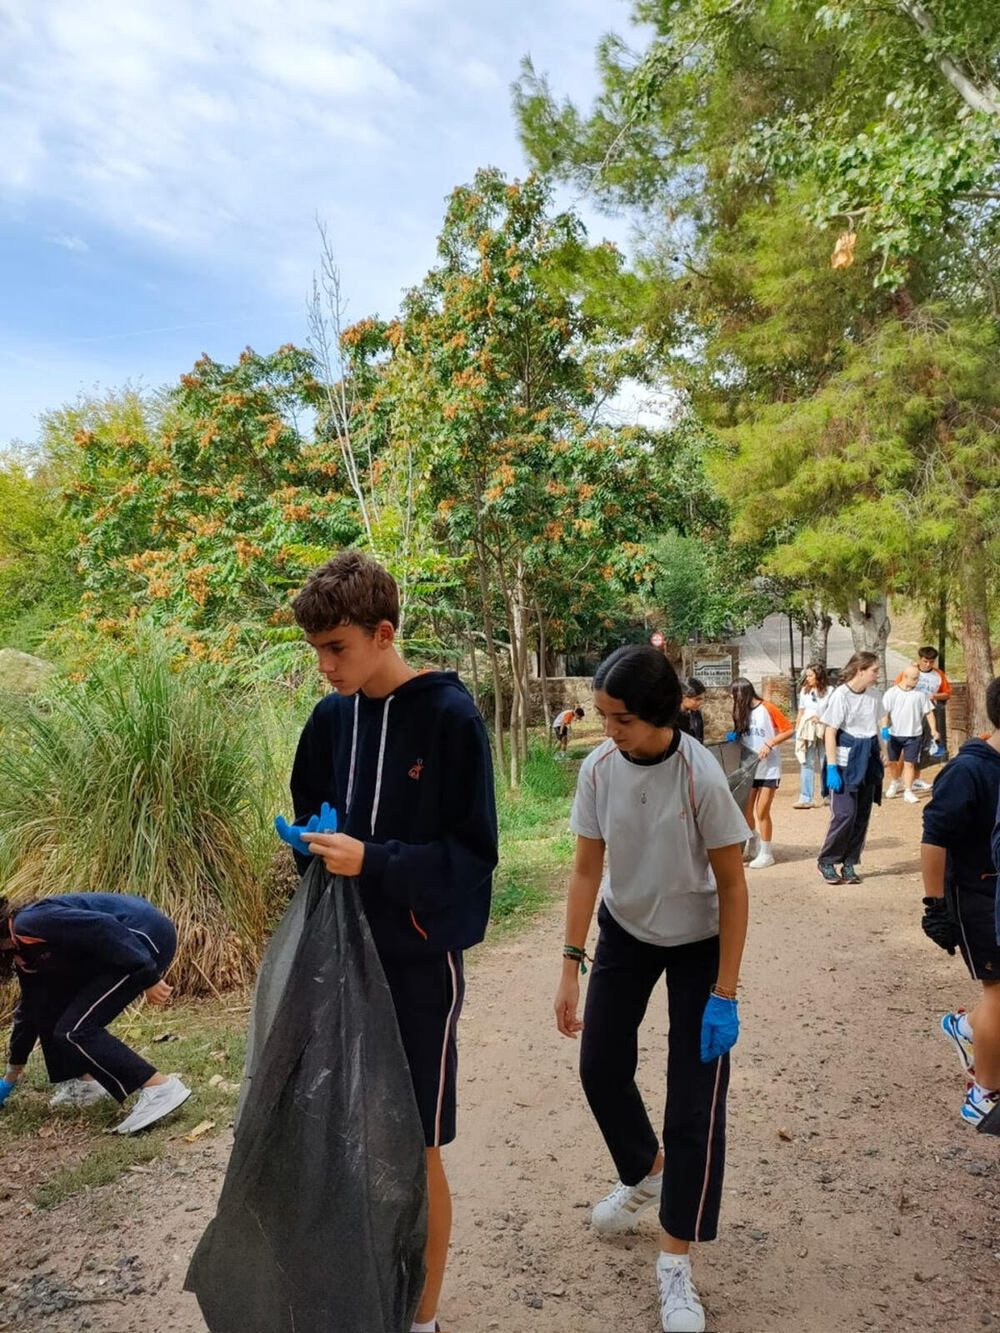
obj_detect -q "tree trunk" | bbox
[496,553,527,787]
[535,601,554,745]
[959,543,995,735]
[845,594,891,687]
[466,632,481,712]
[805,603,832,666]
[474,540,506,780]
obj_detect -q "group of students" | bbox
[721,647,948,885]
[0,547,994,1333]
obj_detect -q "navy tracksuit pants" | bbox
[818,781,877,867]
[580,904,729,1242]
[15,917,176,1103]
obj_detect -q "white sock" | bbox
[657,1252,691,1270]
[760,841,772,855]
[411,1320,437,1332]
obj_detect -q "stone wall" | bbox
[478,676,593,727]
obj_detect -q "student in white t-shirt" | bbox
[793,663,832,809]
[728,678,794,870]
[554,645,749,1333]
[816,652,883,886]
[881,665,941,803]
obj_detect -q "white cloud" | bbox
[0,0,640,442]
[46,233,89,252]
[1,0,422,264]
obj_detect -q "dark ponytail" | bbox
[592,645,682,727]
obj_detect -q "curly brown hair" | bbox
[291,550,400,635]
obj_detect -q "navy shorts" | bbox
[752,778,779,789]
[948,884,1000,983]
[887,734,922,764]
[382,951,465,1147]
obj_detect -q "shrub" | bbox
[0,642,296,994]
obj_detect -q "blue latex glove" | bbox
[725,730,738,742]
[274,801,338,856]
[0,1078,17,1107]
[928,739,944,757]
[700,994,739,1063]
[826,763,843,793]
[880,726,890,741]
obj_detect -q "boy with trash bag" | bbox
[288,550,497,1332]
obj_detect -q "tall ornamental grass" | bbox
[0,645,296,995]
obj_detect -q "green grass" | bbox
[490,743,578,934]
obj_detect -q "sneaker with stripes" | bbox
[591,1169,663,1234]
[961,1082,1000,1128]
[657,1253,705,1332]
[940,1011,975,1077]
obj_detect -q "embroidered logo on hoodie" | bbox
[409,758,424,781]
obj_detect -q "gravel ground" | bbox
[1,778,998,1332]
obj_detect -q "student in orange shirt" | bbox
[727,679,794,870]
[895,647,949,792]
[553,706,585,756]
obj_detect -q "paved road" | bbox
[733,613,909,690]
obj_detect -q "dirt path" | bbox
[2,782,999,1332]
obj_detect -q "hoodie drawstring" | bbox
[342,691,395,836]
[344,694,360,819]
[371,695,394,835]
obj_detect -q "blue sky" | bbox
[0,0,640,447]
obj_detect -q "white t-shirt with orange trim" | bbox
[570,732,750,947]
[739,700,792,782]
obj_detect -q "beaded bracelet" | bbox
[563,944,593,975]
[711,984,738,1001]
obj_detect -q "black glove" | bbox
[921,896,958,955]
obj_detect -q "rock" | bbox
[0,649,55,695]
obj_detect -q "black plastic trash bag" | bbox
[185,861,427,1333]
[706,741,760,813]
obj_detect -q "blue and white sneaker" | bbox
[961,1083,1000,1127]
[940,1011,975,1077]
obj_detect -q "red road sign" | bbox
[650,631,666,647]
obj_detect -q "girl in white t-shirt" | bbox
[729,678,794,870]
[793,663,832,809]
[554,645,750,1333]
[816,652,883,885]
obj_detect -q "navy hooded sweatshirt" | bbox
[922,739,1000,896]
[8,893,175,1066]
[290,671,497,959]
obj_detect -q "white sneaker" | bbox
[591,1170,662,1234]
[884,779,901,798]
[49,1078,113,1108]
[112,1076,191,1134]
[912,779,931,793]
[748,851,775,869]
[902,789,919,804]
[657,1255,705,1333]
